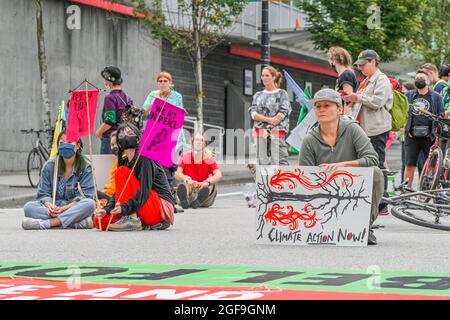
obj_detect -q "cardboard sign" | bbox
[66,90,98,142]
[139,97,186,168]
[256,166,373,247]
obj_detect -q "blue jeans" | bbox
[24,198,95,228]
[100,136,112,154]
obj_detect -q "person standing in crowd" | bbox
[174,133,222,209]
[342,49,392,214]
[327,47,359,116]
[143,71,186,195]
[94,123,175,231]
[249,66,292,165]
[421,63,443,93]
[400,82,417,182]
[404,70,445,188]
[22,132,95,230]
[299,89,384,245]
[96,66,132,154]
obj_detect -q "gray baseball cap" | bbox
[354,49,380,66]
[309,88,343,108]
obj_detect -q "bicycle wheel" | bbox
[391,205,450,231]
[27,148,42,188]
[419,147,442,193]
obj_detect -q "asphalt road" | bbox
[1,186,449,274]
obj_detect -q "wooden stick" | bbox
[52,155,59,206]
[84,81,102,231]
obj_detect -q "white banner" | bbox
[256,165,373,247]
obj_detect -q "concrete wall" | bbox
[0,0,161,172]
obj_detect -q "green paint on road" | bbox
[0,262,449,297]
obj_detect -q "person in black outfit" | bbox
[95,123,175,231]
[404,70,445,188]
[327,47,359,116]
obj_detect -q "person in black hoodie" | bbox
[404,69,445,188]
[95,123,175,231]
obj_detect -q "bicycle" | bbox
[20,129,53,188]
[383,183,450,231]
[412,107,450,194]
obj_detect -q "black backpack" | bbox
[115,93,145,130]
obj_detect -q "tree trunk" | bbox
[35,0,52,146]
[192,2,203,133]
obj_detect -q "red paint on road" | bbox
[0,278,448,300]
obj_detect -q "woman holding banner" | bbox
[298,88,384,245]
[94,123,175,231]
[249,66,291,165]
[22,132,96,230]
[143,71,186,211]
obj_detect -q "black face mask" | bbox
[415,79,427,89]
[118,136,138,150]
[111,147,119,156]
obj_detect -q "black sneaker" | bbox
[190,187,210,209]
[368,229,377,245]
[176,184,190,209]
[143,220,170,230]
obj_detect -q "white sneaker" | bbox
[22,217,46,230]
[71,216,94,229]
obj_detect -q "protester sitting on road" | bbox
[94,123,175,231]
[22,132,95,230]
[97,131,118,203]
[174,133,222,209]
[327,46,359,116]
[96,66,132,154]
[299,89,384,245]
[403,70,445,188]
[249,66,292,166]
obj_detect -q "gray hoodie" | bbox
[299,118,379,167]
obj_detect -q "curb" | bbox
[0,193,35,209]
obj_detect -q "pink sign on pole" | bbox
[66,90,99,142]
[139,97,186,168]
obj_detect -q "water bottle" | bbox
[444,149,450,170]
[243,183,257,208]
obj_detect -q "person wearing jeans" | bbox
[22,132,95,230]
[96,66,132,154]
[249,66,291,166]
[342,50,393,211]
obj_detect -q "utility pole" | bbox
[261,0,270,67]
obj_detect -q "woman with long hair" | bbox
[22,132,95,230]
[248,66,292,165]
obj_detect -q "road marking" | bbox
[217,191,243,198]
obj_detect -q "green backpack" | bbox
[389,90,409,132]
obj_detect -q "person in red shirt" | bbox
[174,133,222,209]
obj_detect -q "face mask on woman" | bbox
[118,135,139,150]
[111,147,119,156]
[58,143,76,159]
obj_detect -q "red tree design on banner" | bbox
[256,166,373,246]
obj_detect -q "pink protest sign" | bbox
[139,97,186,168]
[66,90,99,142]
